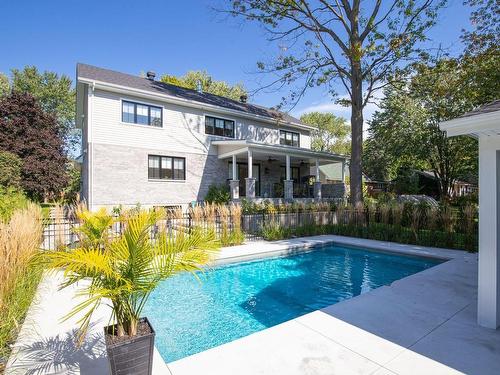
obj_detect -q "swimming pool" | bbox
[143,244,441,362]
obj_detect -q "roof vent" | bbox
[146,71,156,81]
[240,94,248,103]
[196,80,203,93]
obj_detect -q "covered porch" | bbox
[212,140,347,200]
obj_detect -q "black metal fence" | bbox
[242,211,335,234]
[41,217,78,250]
[41,206,478,251]
[242,207,478,251]
[41,213,252,250]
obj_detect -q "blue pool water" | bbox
[143,244,441,362]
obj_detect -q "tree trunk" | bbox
[350,65,364,205]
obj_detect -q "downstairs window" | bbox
[148,155,185,180]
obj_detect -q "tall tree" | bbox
[0,73,9,96]
[362,90,429,182]
[300,112,350,154]
[11,66,76,151]
[0,151,22,188]
[364,0,499,197]
[459,0,500,107]
[461,0,499,55]
[227,0,445,204]
[161,70,247,101]
[0,92,68,200]
[364,58,482,199]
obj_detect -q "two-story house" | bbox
[76,63,347,210]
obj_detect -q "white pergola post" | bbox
[478,137,500,329]
[284,154,293,200]
[440,105,500,329]
[245,149,256,198]
[229,154,239,200]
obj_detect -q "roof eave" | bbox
[440,110,500,137]
[78,76,315,131]
[212,139,348,162]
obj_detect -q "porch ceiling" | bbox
[213,139,347,163]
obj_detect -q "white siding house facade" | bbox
[76,64,347,210]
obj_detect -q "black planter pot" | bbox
[104,317,155,375]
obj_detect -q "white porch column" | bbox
[232,154,237,180]
[230,154,239,200]
[341,160,346,182]
[478,136,500,329]
[247,149,253,179]
[314,159,322,199]
[284,154,293,200]
[286,155,291,180]
[245,149,256,199]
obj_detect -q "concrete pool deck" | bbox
[6,235,500,374]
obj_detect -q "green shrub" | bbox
[220,228,245,246]
[261,221,290,240]
[392,167,420,195]
[62,163,81,204]
[205,184,230,204]
[0,260,44,361]
[240,198,265,214]
[448,192,478,208]
[247,201,477,251]
[0,187,30,221]
[0,151,22,189]
[375,192,397,204]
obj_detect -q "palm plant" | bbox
[72,207,114,249]
[44,209,219,343]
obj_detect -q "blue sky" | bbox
[0,0,472,121]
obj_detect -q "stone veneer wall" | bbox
[90,143,228,209]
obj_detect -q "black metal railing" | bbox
[41,207,477,252]
[41,212,256,250]
[242,207,478,251]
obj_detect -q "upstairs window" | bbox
[148,155,185,180]
[122,100,162,127]
[280,130,300,147]
[205,116,234,138]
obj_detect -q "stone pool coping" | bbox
[213,235,469,267]
[7,235,497,375]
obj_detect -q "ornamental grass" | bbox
[0,204,43,362]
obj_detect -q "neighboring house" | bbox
[76,63,347,210]
[413,170,477,198]
[361,169,477,198]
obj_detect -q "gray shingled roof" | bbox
[77,63,305,126]
[456,100,500,119]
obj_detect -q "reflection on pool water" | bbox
[143,244,441,362]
